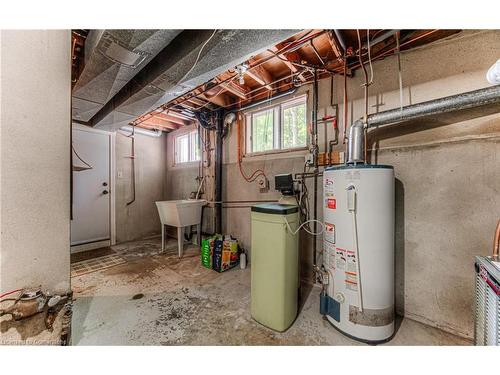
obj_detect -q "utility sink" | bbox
[155,199,206,257]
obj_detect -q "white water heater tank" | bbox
[322,164,395,343]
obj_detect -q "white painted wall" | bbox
[0,30,71,294]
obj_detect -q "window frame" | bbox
[244,94,308,157]
[174,129,200,165]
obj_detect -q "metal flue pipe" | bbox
[347,84,500,164]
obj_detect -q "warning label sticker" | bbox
[324,177,334,196]
[335,247,346,270]
[345,250,358,291]
[345,277,358,292]
[326,198,336,210]
[346,250,357,273]
[324,241,336,270]
[324,222,335,244]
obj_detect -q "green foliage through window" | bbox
[282,103,306,149]
[251,109,274,152]
[247,96,307,154]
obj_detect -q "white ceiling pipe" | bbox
[119,125,162,138]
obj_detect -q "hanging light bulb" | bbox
[235,63,249,85]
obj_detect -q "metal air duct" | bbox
[347,85,500,164]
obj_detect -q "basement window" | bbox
[175,130,200,164]
[245,95,307,155]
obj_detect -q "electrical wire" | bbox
[0,289,23,299]
[236,113,266,183]
[396,31,404,111]
[366,29,374,85]
[284,217,325,236]
[178,29,218,86]
[72,145,93,170]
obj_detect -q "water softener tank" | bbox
[251,203,299,332]
[322,164,395,343]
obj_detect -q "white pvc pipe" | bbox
[119,125,162,138]
[487,59,500,85]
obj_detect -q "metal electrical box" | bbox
[250,203,299,332]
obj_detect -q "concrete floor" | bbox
[71,237,472,346]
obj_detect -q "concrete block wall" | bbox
[166,30,500,338]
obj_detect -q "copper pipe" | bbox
[493,219,500,257]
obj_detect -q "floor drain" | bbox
[132,293,144,300]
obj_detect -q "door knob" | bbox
[102,190,109,195]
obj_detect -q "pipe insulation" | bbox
[347,84,500,164]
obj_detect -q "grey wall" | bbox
[165,30,500,338]
[115,132,168,243]
[0,30,71,293]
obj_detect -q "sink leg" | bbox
[196,224,201,247]
[177,227,184,258]
[161,224,165,252]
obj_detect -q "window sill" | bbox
[172,161,200,169]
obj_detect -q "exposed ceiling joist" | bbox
[185,96,208,107]
[326,31,344,60]
[154,112,189,126]
[125,29,462,126]
[270,46,307,82]
[246,63,274,91]
[163,110,194,121]
[200,90,229,107]
[141,116,179,130]
[220,82,249,100]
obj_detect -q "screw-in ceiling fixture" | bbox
[235,64,249,85]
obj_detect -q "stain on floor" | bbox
[71,237,472,346]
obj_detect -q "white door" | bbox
[71,127,111,246]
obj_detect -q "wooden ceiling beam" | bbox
[178,100,199,110]
[327,31,344,60]
[270,46,306,82]
[141,116,179,130]
[163,110,194,122]
[138,123,172,132]
[200,90,230,107]
[246,63,274,91]
[220,81,248,100]
[154,112,188,126]
[186,96,209,107]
